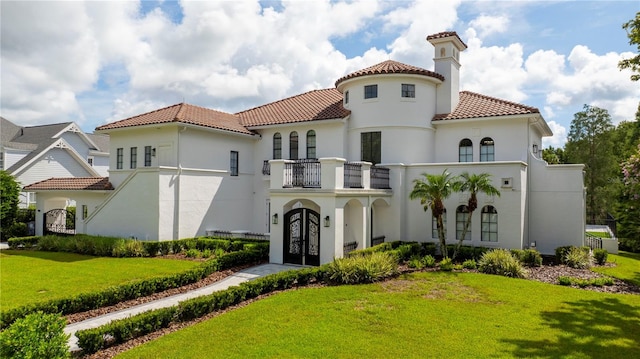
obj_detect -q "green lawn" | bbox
[0,250,199,311]
[119,270,640,359]
[592,251,640,287]
[586,231,611,238]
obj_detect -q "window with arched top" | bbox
[289,132,299,160]
[432,208,447,239]
[440,47,446,57]
[480,137,495,162]
[459,139,473,162]
[481,206,498,242]
[273,133,282,159]
[306,130,316,159]
[456,205,470,240]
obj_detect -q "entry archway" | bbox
[283,208,320,266]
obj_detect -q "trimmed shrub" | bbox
[593,249,608,265]
[158,241,171,255]
[0,311,70,359]
[348,242,392,257]
[394,243,422,262]
[438,258,453,271]
[143,241,160,257]
[555,246,573,264]
[512,249,542,267]
[185,249,201,258]
[407,255,425,269]
[327,252,398,284]
[564,246,591,269]
[8,236,39,249]
[422,254,437,268]
[558,276,614,287]
[112,239,145,257]
[421,242,437,256]
[478,249,527,278]
[618,237,640,253]
[462,259,477,269]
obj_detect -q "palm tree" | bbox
[453,172,501,260]
[410,170,459,258]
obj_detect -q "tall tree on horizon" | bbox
[619,11,640,81]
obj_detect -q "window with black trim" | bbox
[364,84,378,99]
[401,84,415,98]
[344,90,349,105]
[306,130,316,159]
[289,132,298,159]
[130,147,137,169]
[230,151,239,176]
[116,148,123,169]
[273,133,282,159]
[144,146,152,167]
[432,209,447,239]
[481,205,498,242]
[456,205,470,240]
[361,131,381,165]
[459,139,473,162]
[82,205,88,220]
[480,137,495,162]
[87,156,94,166]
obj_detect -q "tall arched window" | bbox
[432,209,447,239]
[289,132,299,159]
[480,137,495,162]
[456,205,470,240]
[459,139,472,162]
[273,133,282,159]
[481,206,498,242]
[306,130,316,159]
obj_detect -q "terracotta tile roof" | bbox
[426,31,468,49]
[96,103,253,135]
[237,88,350,127]
[335,60,444,87]
[24,177,114,191]
[433,91,540,121]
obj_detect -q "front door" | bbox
[284,208,320,266]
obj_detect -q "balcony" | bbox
[265,159,391,190]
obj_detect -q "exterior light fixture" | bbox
[152,148,157,157]
[532,144,538,154]
[324,215,330,227]
[272,213,278,225]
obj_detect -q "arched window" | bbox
[432,209,447,239]
[456,205,470,240]
[273,133,282,159]
[289,132,299,159]
[481,206,498,242]
[459,139,473,162]
[306,130,316,159]
[480,137,495,162]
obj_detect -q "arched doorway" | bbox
[43,208,76,235]
[284,208,320,266]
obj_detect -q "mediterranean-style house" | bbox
[25,32,590,264]
[1,117,109,208]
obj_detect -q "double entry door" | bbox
[284,208,320,266]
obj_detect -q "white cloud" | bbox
[468,14,509,38]
[543,120,568,148]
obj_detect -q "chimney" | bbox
[427,32,467,114]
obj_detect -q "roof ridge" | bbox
[235,88,335,115]
[460,91,539,111]
[96,103,183,130]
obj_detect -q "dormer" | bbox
[427,31,467,115]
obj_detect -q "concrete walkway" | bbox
[65,263,300,352]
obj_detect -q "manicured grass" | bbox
[586,231,611,238]
[0,250,199,310]
[592,251,640,287]
[118,271,640,359]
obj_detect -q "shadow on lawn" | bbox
[1,249,93,262]
[501,297,640,358]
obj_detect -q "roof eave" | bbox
[245,116,349,130]
[431,113,538,125]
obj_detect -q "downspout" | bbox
[526,118,531,249]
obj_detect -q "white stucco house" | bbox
[25,32,586,264]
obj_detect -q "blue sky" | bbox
[1,1,638,147]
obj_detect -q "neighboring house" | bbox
[1,117,109,207]
[25,32,587,264]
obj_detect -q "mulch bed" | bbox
[74,260,639,358]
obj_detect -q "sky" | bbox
[1,0,638,148]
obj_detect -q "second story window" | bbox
[306,130,316,159]
[459,139,473,162]
[344,90,349,105]
[361,131,381,165]
[290,131,299,160]
[87,156,94,166]
[116,148,123,169]
[230,151,239,176]
[144,146,152,167]
[273,133,282,159]
[364,84,378,99]
[480,137,495,162]
[401,84,415,98]
[130,147,137,169]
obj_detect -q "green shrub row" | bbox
[76,266,328,354]
[510,249,543,267]
[0,248,267,330]
[326,252,398,284]
[0,312,70,359]
[593,249,608,265]
[7,236,39,249]
[478,249,527,278]
[618,237,640,253]
[558,276,615,287]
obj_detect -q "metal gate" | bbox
[43,209,76,235]
[284,208,320,266]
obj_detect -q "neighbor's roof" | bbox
[96,103,253,135]
[4,122,76,172]
[433,91,540,121]
[23,177,114,191]
[237,88,350,127]
[335,60,444,87]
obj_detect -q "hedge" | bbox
[0,247,267,330]
[7,236,39,249]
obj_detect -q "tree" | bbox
[542,146,567,164]
[619,12,640,81]
[565,105,617,223]
[0,171,21,240]
[618,144,640,241]
[410,170,459,258]
[453,172,501,260]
